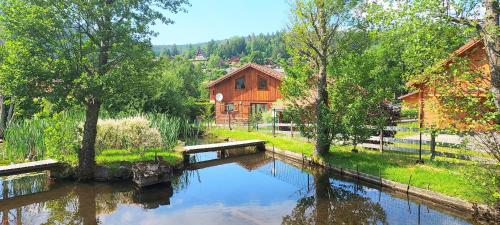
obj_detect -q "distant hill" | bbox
[152,32,288,63]
[152,42,215,55]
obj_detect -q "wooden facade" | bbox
[399,39,491,129]
[208,63,284,124]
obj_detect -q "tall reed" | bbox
[148,114,181,150]
[3,118,48,161]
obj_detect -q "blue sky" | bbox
[151,0,290,45]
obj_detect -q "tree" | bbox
[285,0,358,157]
[368,0,499,121]
[0,0,188,180]
[171,44,180,56]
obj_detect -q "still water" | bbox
[0,150,474,225]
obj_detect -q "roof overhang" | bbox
[207,63,284,88]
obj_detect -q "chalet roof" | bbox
[207,63,285,88]
[398,91,419,101]
[406,38,485,87]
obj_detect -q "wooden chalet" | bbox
[208,63,284,124]
[399,39,492,129]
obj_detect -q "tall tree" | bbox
[369,0,499,121]
[285,0,358,156]
[0,0,188,180]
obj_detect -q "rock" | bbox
[50,163,76,179]
[94,164,132,181]
[132,182,174,209]
[131,161,173,187]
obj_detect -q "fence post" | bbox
[416,130,424,164]
[379,129,384,152]
[290,121,294,137]
[430,129,436,160]
[272,109,276,137]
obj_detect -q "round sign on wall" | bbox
[215,93,223,102]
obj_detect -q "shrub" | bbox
[262,110,276,123]
[44,110,83,163]
[400,108,418,119]
[4,118,48,161]
[95,116,162,151]
[148,114,181,150]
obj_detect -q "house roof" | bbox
[398,91,419,100]
[407,39,485,87]
[207,63,285,88]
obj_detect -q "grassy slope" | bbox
[96,148,183,167]
[209,127,492,204]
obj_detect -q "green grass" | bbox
[392,142,492,158]
[96,148,183,167]
[394,121,419,138]
[210,127,496,204]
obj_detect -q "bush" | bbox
[262,111,276,123]
[401,108,418,119]
[44,110,83,163]
[4,118,48,161]
[95,116,162,151]
[148,114,181,150]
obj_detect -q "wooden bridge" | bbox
[183,140,266,154]
[0,159,60,177]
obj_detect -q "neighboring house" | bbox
[191,50,207,64]
[399,39,491,129]
[228,56,240,65]
[208,63,284,124]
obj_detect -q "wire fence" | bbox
[209,120,497,164]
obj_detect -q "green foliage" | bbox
[401,109,418,119]
[142,57,205,118]
[148,114,181,150]
[43,110,84,163]
[210,127,494,204]
[96,148,182,166]
[95,116,162,151]
[3,118,48,161]
[364,0,475,84]
[153,32,289,64]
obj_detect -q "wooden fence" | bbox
[216,121,495,164]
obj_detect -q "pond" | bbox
[0,149,475,225]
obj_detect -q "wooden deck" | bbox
[0,159,60,176]
[183,140,266,155]
[187,153,264,171]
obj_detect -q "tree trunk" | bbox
[2,180,9,225]
[314,169,331,225]
[78,100,101,181]
[77,184,97,225]
[483,0,500,123]
[0,95,6,139]
[315,58,330,156]
[6,99,14,125]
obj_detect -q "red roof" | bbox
[207,63,284,88]
[407,38,484,87]
[398,91,419,100]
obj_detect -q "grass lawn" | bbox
[209,127,497,204]
[394,121,419,138]
[96,148,183,167]
[0,148,183,167]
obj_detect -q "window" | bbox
[235,76,245,89]
[258,77,268,90]
[251,103,268,114]
[226,103,235,112]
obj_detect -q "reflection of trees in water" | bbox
[1,173,51,225]
[1,174,174,225]
[282,170,387,225]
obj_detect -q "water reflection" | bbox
[282,169,386,225]
[0,151,474,225]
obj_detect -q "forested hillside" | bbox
[153,32,289,64]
